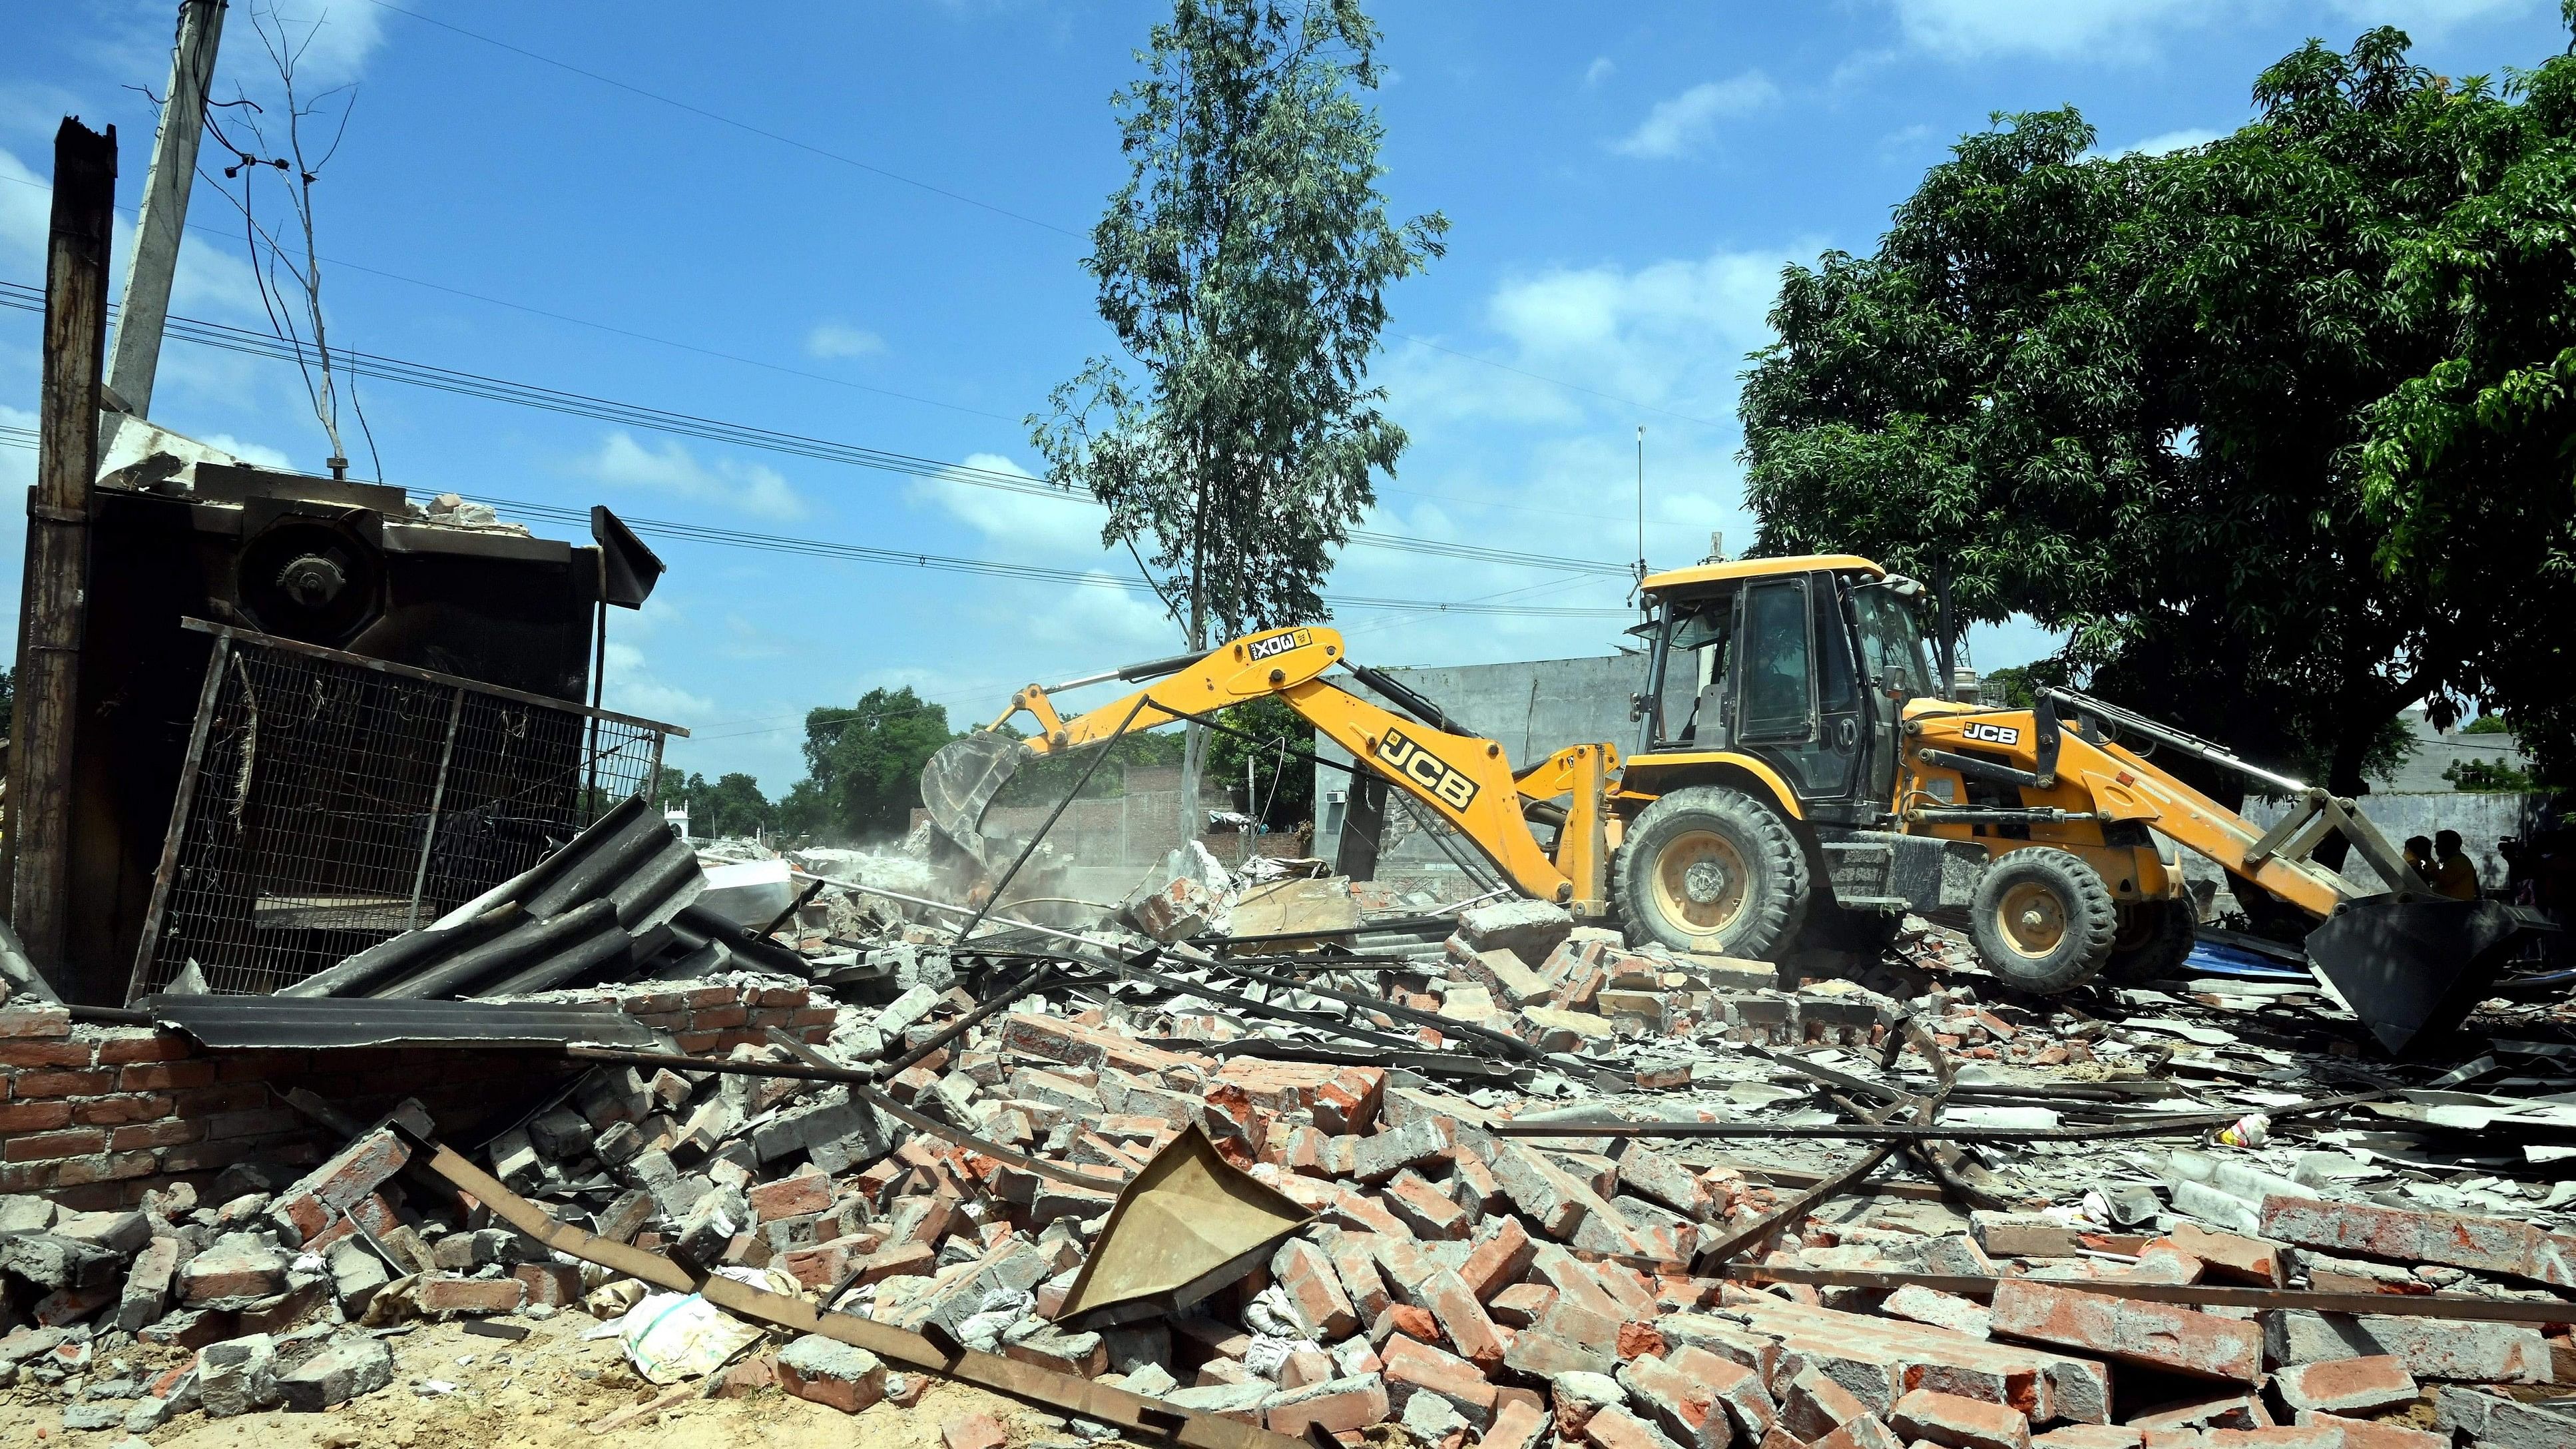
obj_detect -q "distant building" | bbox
[2372,707,2531,794]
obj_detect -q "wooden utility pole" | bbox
[107,0,227,418]
[5,119,118,976]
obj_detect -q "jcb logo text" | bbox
[1375,727,1479,811]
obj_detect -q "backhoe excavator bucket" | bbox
[2302,896,2554,1058]
[919,730,1034,866]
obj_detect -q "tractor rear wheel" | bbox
[1968,848,2118,994]
[1614,785,1810,960]
[2105,898,2197,984]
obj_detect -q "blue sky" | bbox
[5,0,2567,796]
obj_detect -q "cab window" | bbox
[1739,579,1814,739]
[1659,595,1730,746]
[1850,585,1937,699]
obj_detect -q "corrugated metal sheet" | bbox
[281,794,714,1000]
[138,992,662,1049]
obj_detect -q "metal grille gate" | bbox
[128,619,682,999]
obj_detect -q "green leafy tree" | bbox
[650,769,773,838]
[694,772,772,838]
[1743,23,2576,807]
[1030,0,1445,842]
[786,687,957,844]
[1209,695,1316,828]
[2465,715,2513,736]
[2446,756,2541,792]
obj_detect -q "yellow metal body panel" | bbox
[1640,553,1885,595]
[991,626,1345,750]
[1613,750,1808,821]
[1898,703,2352,918]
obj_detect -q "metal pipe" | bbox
[1494,1089,2385,1143]
[2042,685,2310,796]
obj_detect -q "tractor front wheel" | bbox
[1968,848,2118,994]
[1614,786,1810,960]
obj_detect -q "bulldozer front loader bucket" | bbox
[2303,896,2556,1058]
[919,730,1036,865]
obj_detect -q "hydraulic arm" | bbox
[919,625,1613,910]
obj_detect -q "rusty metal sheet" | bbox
[391,1123,1308,1449]
[1052,1123,1313,1332]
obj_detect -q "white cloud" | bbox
[1583,57,1616,87]
[577,433,809,522]
[1882,0,2541,61]
[600,640,716,727]
[2323,0,2541,35]
[2117,127,2224,155]
[197,432,296,468]
[907,451,1110,561]
[1887,0,2224,60]
[1394,246,1798,428]
[258,2,393,87]
[1609,73,1781,159]
[804,321,886,360]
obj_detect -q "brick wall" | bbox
[0,978,833,1212]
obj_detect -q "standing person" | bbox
[2431,829,2481,901]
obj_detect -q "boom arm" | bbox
[985,626,1605,908]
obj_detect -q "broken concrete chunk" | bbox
[197,1333,279,1418]
[1454,898,1573,966]
[776,1334,887,1414]
[276,1333,395,1412]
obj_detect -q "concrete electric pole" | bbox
[106,0,227,418]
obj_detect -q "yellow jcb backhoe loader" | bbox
[921,554,2548,1057]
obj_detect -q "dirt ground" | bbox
[2,1309,1081,1449]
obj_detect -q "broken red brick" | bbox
[1987,1281,2262,1383]
[1460,1215,1537,1302]
[416,1275,525,1316]
[1382,1333,1501,1429]
[2270,1357,2417,1418]
[1890,1389,2032,1449]
[1273,1238,1360,1340]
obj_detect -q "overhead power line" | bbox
[356,0,1727,431]
[0,169,1611,523]
[0,424,1625,618]
[0,281,1636,580]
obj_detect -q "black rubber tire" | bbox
[1613,785,1811,960]
[2105,898,2197,984]
[1967,848,2118,994]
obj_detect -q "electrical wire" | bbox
[0,168,1632,523]
[353,0,1727,432]
[0,422,1622,615]
[0,280,1633,581]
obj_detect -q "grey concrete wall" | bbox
[2237,790,2544,896]
[2374,709,2533,794]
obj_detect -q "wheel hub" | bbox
[1995,880,2069,959]
[1681,859,1730,905]
[1651,828,1750,935]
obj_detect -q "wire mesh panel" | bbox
[131,624,677,998]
